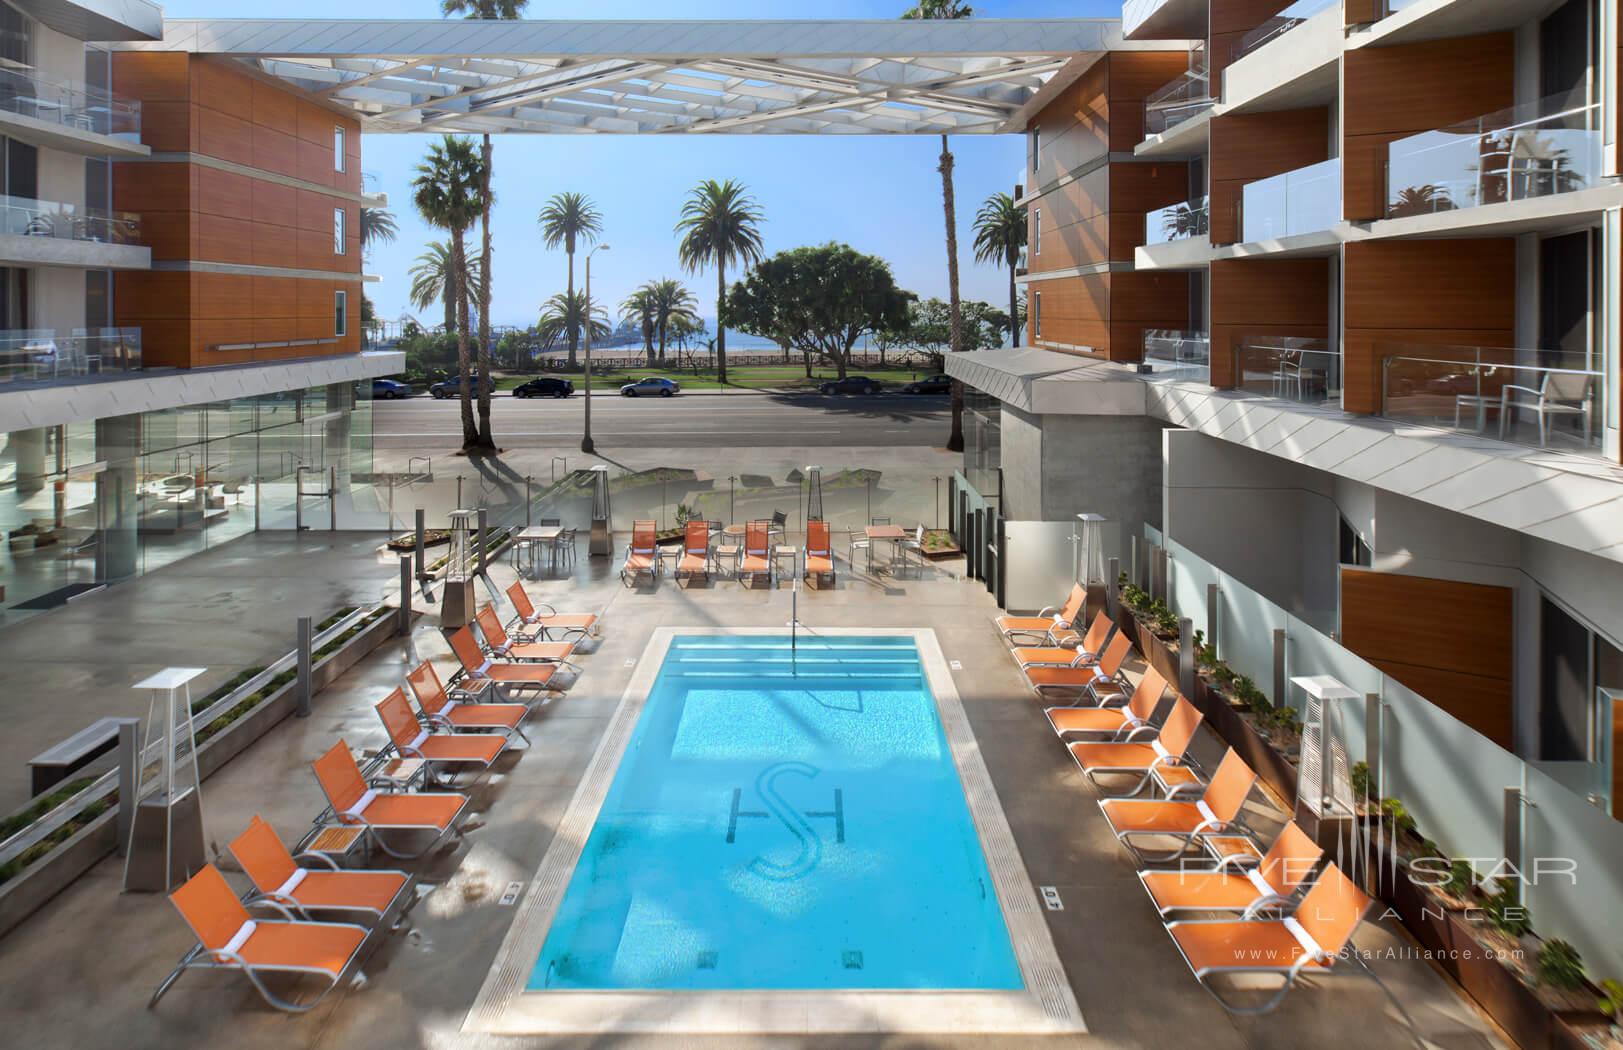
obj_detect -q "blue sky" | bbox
[168,0,1117,328]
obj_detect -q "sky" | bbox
[167,0,1120,329]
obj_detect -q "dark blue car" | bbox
[372,378,414,400]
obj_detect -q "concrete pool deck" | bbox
[0,541,1507,1050]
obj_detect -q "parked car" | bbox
[901,374,951,395]
[820,376,881,396]
[429,373,494,399]
[513,377,575,399]
[372,378,414,400]
[620,376,680,398]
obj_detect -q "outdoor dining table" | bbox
[514,525,564,577]
[865,524,906,573]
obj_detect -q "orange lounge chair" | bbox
[1139,821,1323,918]
[230,815,410,923]
[406,660,529,746]
[995,583,1086,644]
[312,740,467,859]
[676,519,712,584]
[375,688,506,781]
[1067,695,1204,797]
[474,605,576,664]
[803,519,836,585]
[1099,748,1256,864]
[151,863,370,1013]
[1013,610,1115,669]
[1165,862,1374,1015]
[1046,666,1168,740]
[739,520,772,586]
[621,519,660,586]
[1023,629,1134,706]
[505,580,600,641]
[449,625,571,701]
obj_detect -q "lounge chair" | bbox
[375,688,506,782]
[739,520,772,587]
[505,581,600,641]
[1099,748,1256,864]
[995,583,1085,644]
[1045,666,1168,740]
[621,519,659,586]
[405,660,529,746]
[151,863,370,1013]
[474,605,576,663]
[1067,695,1204,797]
[229,815,410,923]
[312,740,467,859]
[1165,862,1373,1014]
[676,519,711,584]
[1023,629,1133,705]
[1012,610,1115,669]
[448,625,572,702]
[803,519,836,585]
[1139,821,1323,917]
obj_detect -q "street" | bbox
[370,391,951,448]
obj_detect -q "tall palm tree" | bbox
[360,206,398,257]
[903,0,973,451]
[408,241,485,334]
[621,287,658,367]
[675,179,764,386]
[538,192,603,369]
[442,0,528,447]
[411,135,487,450]
[972,192,1026,348]
[647,278,699,364]
[537,290,609,348]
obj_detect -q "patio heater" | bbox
[1074,513,1110,620]
[805,465,823,523]
[1292,675,1360,851]
[588,464,613,556]
[123,667,207,893]
[440,509,477,628]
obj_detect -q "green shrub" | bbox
[0,777,97,840]
[1596,978,1623,1023]
[1484,884,1531,938]
[1536,939,1586,990]
[1380,797,1417,837]
[1442,859,1477,899]
[1350,760,1372,800]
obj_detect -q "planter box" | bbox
[1185,676,1299,802]
[0,808,117,939]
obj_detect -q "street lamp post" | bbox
[582,243,611,454]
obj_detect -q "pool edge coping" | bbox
[463,626,1086,1036]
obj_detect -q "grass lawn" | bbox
[492,362,938,392]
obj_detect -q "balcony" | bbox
[0,66,145,157]
[1141,329,1209,382]
[1145,197,1208,245]
[1122,0,1208,40]
[0,195,147,270]
[1379,344,1605,458]
[1239,157,1340,243]
[1385,94,1602,220]
[1231,0,1337,62]
[1143,46,1213,137]
[0,328,142,389]
[1233,337,1340,405]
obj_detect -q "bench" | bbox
[29,717,123,797]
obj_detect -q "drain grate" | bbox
[697,950,718,970]
[841,950,864,970]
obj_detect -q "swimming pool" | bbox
[529,635,1021,991]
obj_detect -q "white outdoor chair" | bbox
[898,525,926,577]
[1498,372,1594,448]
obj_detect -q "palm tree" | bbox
[409,241,485,334]
[972,192,1026,348]
[647,278,699,365]
[902,0,973,13]
[411,135,487,449]
[360,206,398,257]
[1389,184,1453,218]
[537,290,610,349]
[537,192,603,370]
[442,0,527,447]
[621,287,658,367]
[675,179,764,386]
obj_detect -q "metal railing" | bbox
[1233,0,1337,62]
[1144,45,1213,136]
[1379,343,1604,455]
[1142,330,1210,381]
[1386,93,1603,218]
[0,327,142,384]
[1233,336,1340,405]
[0,193,140,244]
[0,65,141,139]
[1240,157,1341,242]
[1145,197,1209,245]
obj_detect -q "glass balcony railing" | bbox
[1240,157,1340,242]
[1379,343,1604,456]
[1142,329,1210,381]
[1386,93,1602,219]
[1144,45,1213,136]
[0,327,143,386]
[1233,337,1340,405]
[0,194,140,245]
[1232,0,1337,62]
[1145,197,1208,245]
[0,66,140,139]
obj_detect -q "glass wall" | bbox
[963,386,1002,498]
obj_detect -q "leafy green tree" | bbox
[725,243,915,379]
[676,179,765,385]
[411,135,487,449]
[972,191,1025,347]
[901,0,973,14]
[538,192,602,369]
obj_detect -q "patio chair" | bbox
[897,524,926,577]
[406,660,529,746]
[803,519,836,585]
[1022,629,1133,706]
[448,625,573,702]
[1498,371,1594,447]
[1067,695,1204,798]
[151,863,371,1013]
[995,583,1086,645]
[474,605,576,663]
[621,519,659,586]
[739,520,772,586]
[1139,821,1323,917]
[375,688,506,782]
[504,581,599,641]
[1012,610,1114,669]
[229,815,410,924]
[1165,862,1373,1014]
[311,740,468,859]
[676,519,711,585]
[1045,666,1167,740]
[1098,748,1257,864]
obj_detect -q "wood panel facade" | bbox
[1209,257,1330,387]
[1208,107,1331,244]
[111,53,364,368]
[1209,0,1295,80]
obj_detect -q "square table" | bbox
[515,525,564,577]
[772,544,798,583]
[865,525,906,572]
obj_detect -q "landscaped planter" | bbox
[1188,677,1300,803]
[0,808,117,939]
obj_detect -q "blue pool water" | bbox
[530,635,1022,991]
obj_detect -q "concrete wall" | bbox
[998,405,1165,531]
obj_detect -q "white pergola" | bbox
[130,19,1142,135]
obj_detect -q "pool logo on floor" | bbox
[726,761,845,881]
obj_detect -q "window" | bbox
[1033,209,1041,255]
[0,3,30,68]
[1337,516,1371,568]
[334,290,348,337]
[333,207,345,255]
[1033,291,1042,340]
[1538,596,1623,762]
[1030,125,1041,174]
[334,126,346,172]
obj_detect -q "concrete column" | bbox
[95,414,139,581]
[12,427,45,497]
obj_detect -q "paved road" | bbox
[371,392,951,448]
